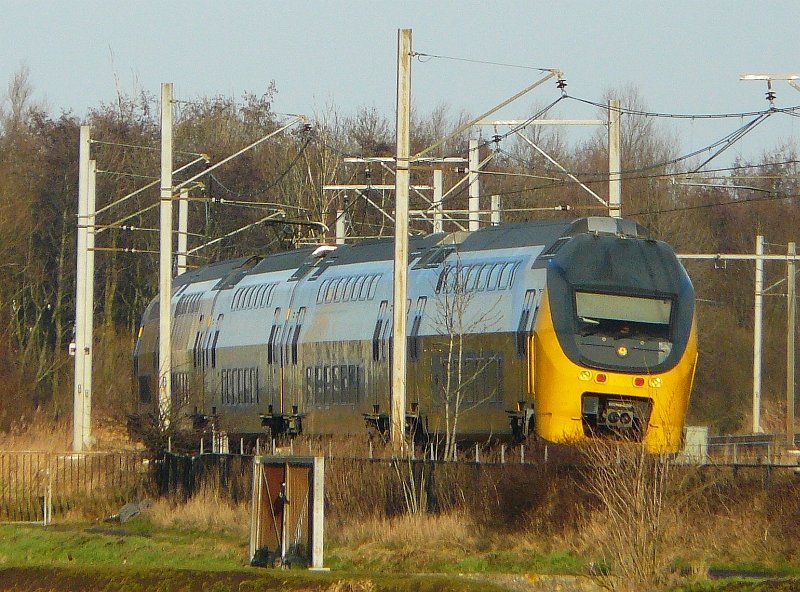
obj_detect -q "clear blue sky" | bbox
[2,1,799,162]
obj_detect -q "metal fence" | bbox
[0,451,148,524]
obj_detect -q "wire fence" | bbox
[0,451,148,524]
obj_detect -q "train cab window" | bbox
[574,292,672,338]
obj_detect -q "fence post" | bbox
[521,445,525,464]
[369,440,373,459]
[475,443,480,464]
[501,444,505,464]
[544,445,549,464]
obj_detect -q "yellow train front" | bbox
[530,230,697,453]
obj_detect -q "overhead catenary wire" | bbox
[411,51,558,74]
[566,94,800,120]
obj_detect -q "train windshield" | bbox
[575,291,672,337]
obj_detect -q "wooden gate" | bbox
[249,456,324,569]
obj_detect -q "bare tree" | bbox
[430,255,501,460]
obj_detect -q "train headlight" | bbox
[649,377,663,388]
[578,370,592,381]
[617,346,628,357]
[633,377,645,387]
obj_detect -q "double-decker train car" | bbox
[133,217,697,452]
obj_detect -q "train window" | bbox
[211,330,220,368]
[487,264,502,291]
[409,297,426,362]
[372,301,388,361]
[267,307,282,365]
[367,274,380,300]
[341,277,354,301]
[457,265,469,292]
[305,367,314,403]
[359,275,372,300]
[326,279,340,303]
[332,365,340,403]
[262,284,275,307]
[314,367,323,404]
[352,276,366,300]
[475,265,489,291]
[317,279,330,304]
[466,266,479,291]
[334,278,346,302]
[508,262,521,287]
[322,366,331,403]
[138,376,152,404]
[291,307,305,365]
[231,288,243,310]
[349,365,359,402]
[192,331,202,368]
[497,263,514,290]
[343,276,358,302]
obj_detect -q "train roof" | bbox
[172,217,651,289]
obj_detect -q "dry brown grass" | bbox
[148,489,250,539]
[0,408,138,453]
[329,511,485,568]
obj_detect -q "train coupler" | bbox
[507,402,535,442]
[260,405,305,438]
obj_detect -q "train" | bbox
[132,216,698,453]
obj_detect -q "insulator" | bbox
[556,78,567,90]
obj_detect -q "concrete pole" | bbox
[468,138,480,231]
[608,99,621,218]
[177,187,188,275]
[753,234,764,433]
[392,29,411,455]
[72,125,90,452]
[787,242,796,448]
[433,169,443,233]
[491,194,501,226]
[159,82,174,427]
[335,209,346,245]
[82,159,96,449]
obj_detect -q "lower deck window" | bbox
[306,364,363,405]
